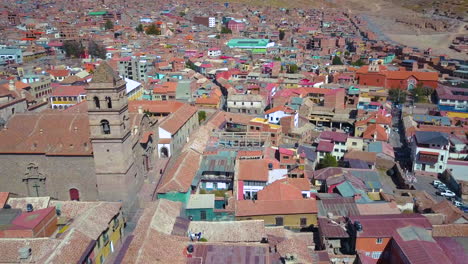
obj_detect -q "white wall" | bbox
[158,127,171,139]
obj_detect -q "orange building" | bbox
[356,62,438,90]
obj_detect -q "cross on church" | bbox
[32,183,40,197]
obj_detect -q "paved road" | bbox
[413,175,447,202]
[390,108,412,170]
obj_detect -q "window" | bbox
[275,217,283,226]
[300,218,307,226]
[200,210,207,220]
[100,120,111,134]
[99,255,104,264]
[440,155,444,161]
[376,238,383,244]
[96,237,101,248]
[250,102,253,106]
[352,142,357,146]
[105,96,112,108]
[371,252,381,259]
[93,96,100,109]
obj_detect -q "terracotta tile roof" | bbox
[344,151,377,164]
[264,105,294,115]
[0,238,60,263]
[0,112,92,155]
[432,224,468,237]
[257,180,303,201]
[431,200,466,224]
[385,70,438,81]
[237,159,269,182]
[153,82,177,94]
[0,192,8,208]
[356,201,400,215]
[159,104,198,135]
[128,100,184,114]
[157,150,202,193]
[362,124,388,141]
[188,220,266,242]
[50,201,122,239]
[51,85,86,97]
[236,199,318,217]
[277,177,311,191]
[47,69,70,77]
[121,200,188,264]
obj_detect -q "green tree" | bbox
[221,27,232,34]
[88,40,107,59]
[318,153,338,169]
[279,29,285,40]
[135,24,144,33]
[273,56,281,61]
[351,59,365,67]
[104,19,114,30]
[332,56,343,65]
[179,11,186,17]
[411,83,434,103]
[198,111,207,124]
[388,88,407,104]
[186,60,197,71]
[63,40,84,58]
[145,23,161,35]
[287,64,299,73]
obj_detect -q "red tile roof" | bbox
[237,159,269,182]
[128,100,184,114]
[159,104,198,135]
[157,150,202,193]
[236,199,318,217]
[0,192,9,208]
[51,85,86,97]
[257,180,303,201]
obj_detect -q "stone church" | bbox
[0,62,158,209]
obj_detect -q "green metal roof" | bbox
[88,11,107,16]
[227,39,269,48]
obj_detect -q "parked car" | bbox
[432,180,443,187]
[460,205,468,213]
[437,190,456,197]
[393,128,399,132]
[436,183,448,190]
[453,200,463,207]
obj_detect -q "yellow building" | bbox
[50,85,87,110]
[235,199,318,229]
[93,208,125,264]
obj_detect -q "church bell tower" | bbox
[86,62,137,206]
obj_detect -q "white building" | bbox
[208,17,216,28]
[411,131,450,174]
[264,105,298,127]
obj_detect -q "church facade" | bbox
[0,62,158,209]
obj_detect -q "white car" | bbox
[437,190,456,197]
[432,180,443,187]
[453,200,463,207]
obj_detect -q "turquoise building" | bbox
[185,194,215,221]
[226,39,272,54]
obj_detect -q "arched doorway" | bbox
[69,188,80,201]
[160,147,169,158]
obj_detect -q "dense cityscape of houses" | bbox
[0,0,467,263]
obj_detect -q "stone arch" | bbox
[100,119,111,134]
[69,188,80,201]
[160,147,169,158]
